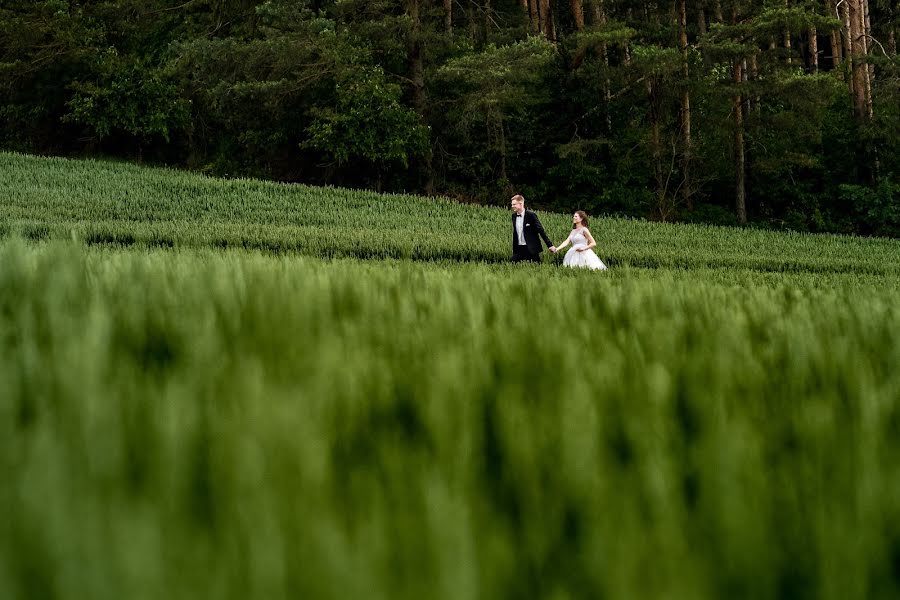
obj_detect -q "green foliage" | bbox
[839,180,900,237]
[64,58,190,142]
[0,1,103,149]
[305,65,427,167]
[751,4,842,38]
[628,44,682,74]
[571,22,637,48]
[434,38,558,198]
[435,37,558,141]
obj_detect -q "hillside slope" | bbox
[2,152,898,273]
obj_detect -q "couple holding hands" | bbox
[510,194,607,271]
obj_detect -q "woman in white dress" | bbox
[553,211,607,270]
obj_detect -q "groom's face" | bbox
[511,199,523,213]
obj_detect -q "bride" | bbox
[552,211,607,270]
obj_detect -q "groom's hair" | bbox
[511,194,525,204]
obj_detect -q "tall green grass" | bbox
[2,152,899,273]
[2,240,899,599]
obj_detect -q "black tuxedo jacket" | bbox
[512,210,553,255]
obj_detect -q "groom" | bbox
[510,194,555,263]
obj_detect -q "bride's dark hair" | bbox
[572,210,589,229]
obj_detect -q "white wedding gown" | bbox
[563,229,607,270]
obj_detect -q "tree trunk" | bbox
[749,54,760,113]
[889,29,897,56]
[591,0,611,132]
[647,79,667,220]
[863,0,873,119]
[528,0,540,33]
[538,0,550,37]
[623,7,632,66]
[734,57,746,225]
[571,0,585,30]
[444,0,452,35]
[808,26,818,73]
[845,0,877,178]
[408,0,433,193]
[732,6,746,225]
[499,116,508,183]
[698,5,709,63]
[827,0,842,70]
[713,0,723,23]
[484,0,492,43]
[539,0,556,41]
[408,0,426,122]
[590,0,602,24]
[784,0,792,64]
[848,0,869,120]
[842,0,855,101]
[678,0,692,211]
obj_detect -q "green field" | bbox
[3,152,899,274]
[2,152,900,599]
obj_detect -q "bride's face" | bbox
[572,213,581,225]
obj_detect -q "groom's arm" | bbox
[532,213,554,249]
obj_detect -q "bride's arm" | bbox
[578,228,598,252]
[555,235,572,251]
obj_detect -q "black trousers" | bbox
[512,244,540,263]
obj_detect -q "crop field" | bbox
[3,152,899,274]
[2,152,900,599]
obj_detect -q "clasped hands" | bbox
[549,246,587,253]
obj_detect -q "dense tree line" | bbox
[1,0,899,235]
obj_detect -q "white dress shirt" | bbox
[515,212,526,245]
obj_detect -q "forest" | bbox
[2,0,899,235]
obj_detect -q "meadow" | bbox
[2,152,899,274]
[1,152,900,599]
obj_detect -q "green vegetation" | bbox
[3,152,899,274]
[2,1,899,234]
[2,154,900,599]
[2,242,900,600]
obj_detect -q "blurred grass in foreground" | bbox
[1,240,899,600]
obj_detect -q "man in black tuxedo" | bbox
[510,194,555,263]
